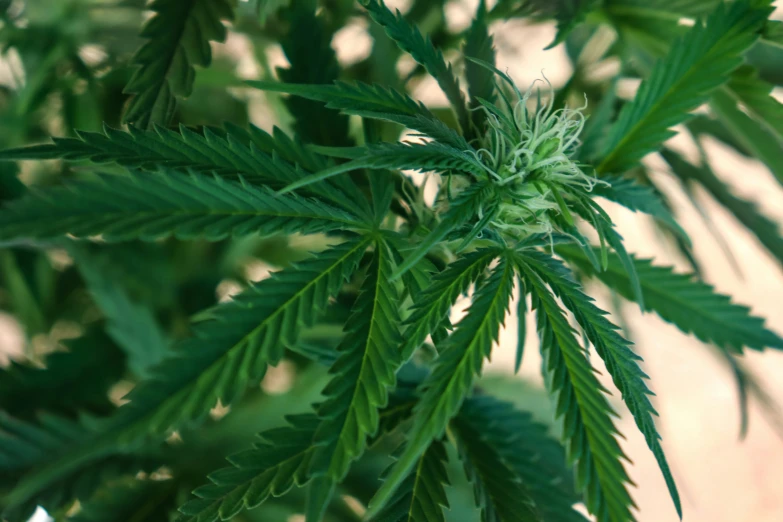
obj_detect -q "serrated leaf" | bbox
[248,81,468,150]
[559,245,783,352]
[177,414,318,522]
[307,240,404,519]
[598,2,768,174]
[123,0,233,127]
[517,255,635,522]
[0,124,365,215]
[360,0,470,134]
[0,170,364,242]
[520,250,681,518]
[402,248,501,359]
[592,175,689,244]
[277,141,486,195]
[452,408,542,522]
[455,396,590,522]
[367,256,515,518]
[515,276,528,373]
[5,238,370,512]
[369,441,450,522]
[0,412,98,472]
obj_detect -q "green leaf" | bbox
[123,0,234,128]
[393,182,497,280]
[276,4,350,147]
[401,248,501,360]
[598,1,768,174]
[579,80,618,163]
[0,330,124,419]
[0,124,363,213]
[661,148,783,266]
[360,0,470,134]
[71,247,168,378]
[455,396,589,522]
[367,255,515,518]
[520,250,681,518]
[5,238,370,511]
[247,81,468,151]
[307,240,404,519]
[277,142,486,195]
[517,255,634,522]
[451,408,541,522]
[548,0,601,49]
[463,1,496,134]
[0,170,364,242]
[570,198,644,307]
[369,441,450,522]
[559,245,783,352]
[70,478,176,522]
[710,87,783,186]
[515,276,527,373]
[177,414,318,522]
[591,175,689,244]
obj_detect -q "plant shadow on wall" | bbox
[0,0,782,521]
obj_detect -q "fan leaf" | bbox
[177,415,319,522]
[360,0,470,134]
[517,254,635,522]
[520,250,681,518]
[559,245,783,352]
[0,170,365,242]
[598,1,768,174]
[368,255,515,517]
[123,0,234,127]
[307,239,404,519]
[5,237,370,511]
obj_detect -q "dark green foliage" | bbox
[463,1,496,135]
[598,1,768,173]
[0,2,781,522]
[276,3,351,147]
[360,0,471,133]
[370,256,515,515]
[519,257,635,522]
[0,170,363,241]
[124,0,234,128]
[307,240,404,517]
[178,415,318,522]
[0,331,124,418]
[370,441,450,522]
[452,408,541,522]
[519,250,681,517]
[455,396,589,522]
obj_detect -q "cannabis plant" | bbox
[1,0,782,521]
